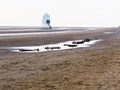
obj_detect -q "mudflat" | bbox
[0,27,120,90]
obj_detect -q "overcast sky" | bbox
[0,0,120,27]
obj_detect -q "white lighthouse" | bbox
[42,13,52,29]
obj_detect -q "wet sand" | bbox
[0,27,120,90]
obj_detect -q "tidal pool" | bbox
[8,39,101,53]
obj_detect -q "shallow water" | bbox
[0,27,100,36]
[104,32,115,34]
[0,31,71,36]
[9,39,101,53]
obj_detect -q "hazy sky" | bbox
[0,0,120,27]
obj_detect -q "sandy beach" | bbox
[0,27,120,90]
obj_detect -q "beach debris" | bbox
[83,38,92,42]
[64,44,78,47]
[72,38,98,44]
[72,40,85,44]
[45,46,61,50]
[19,48,39,52]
